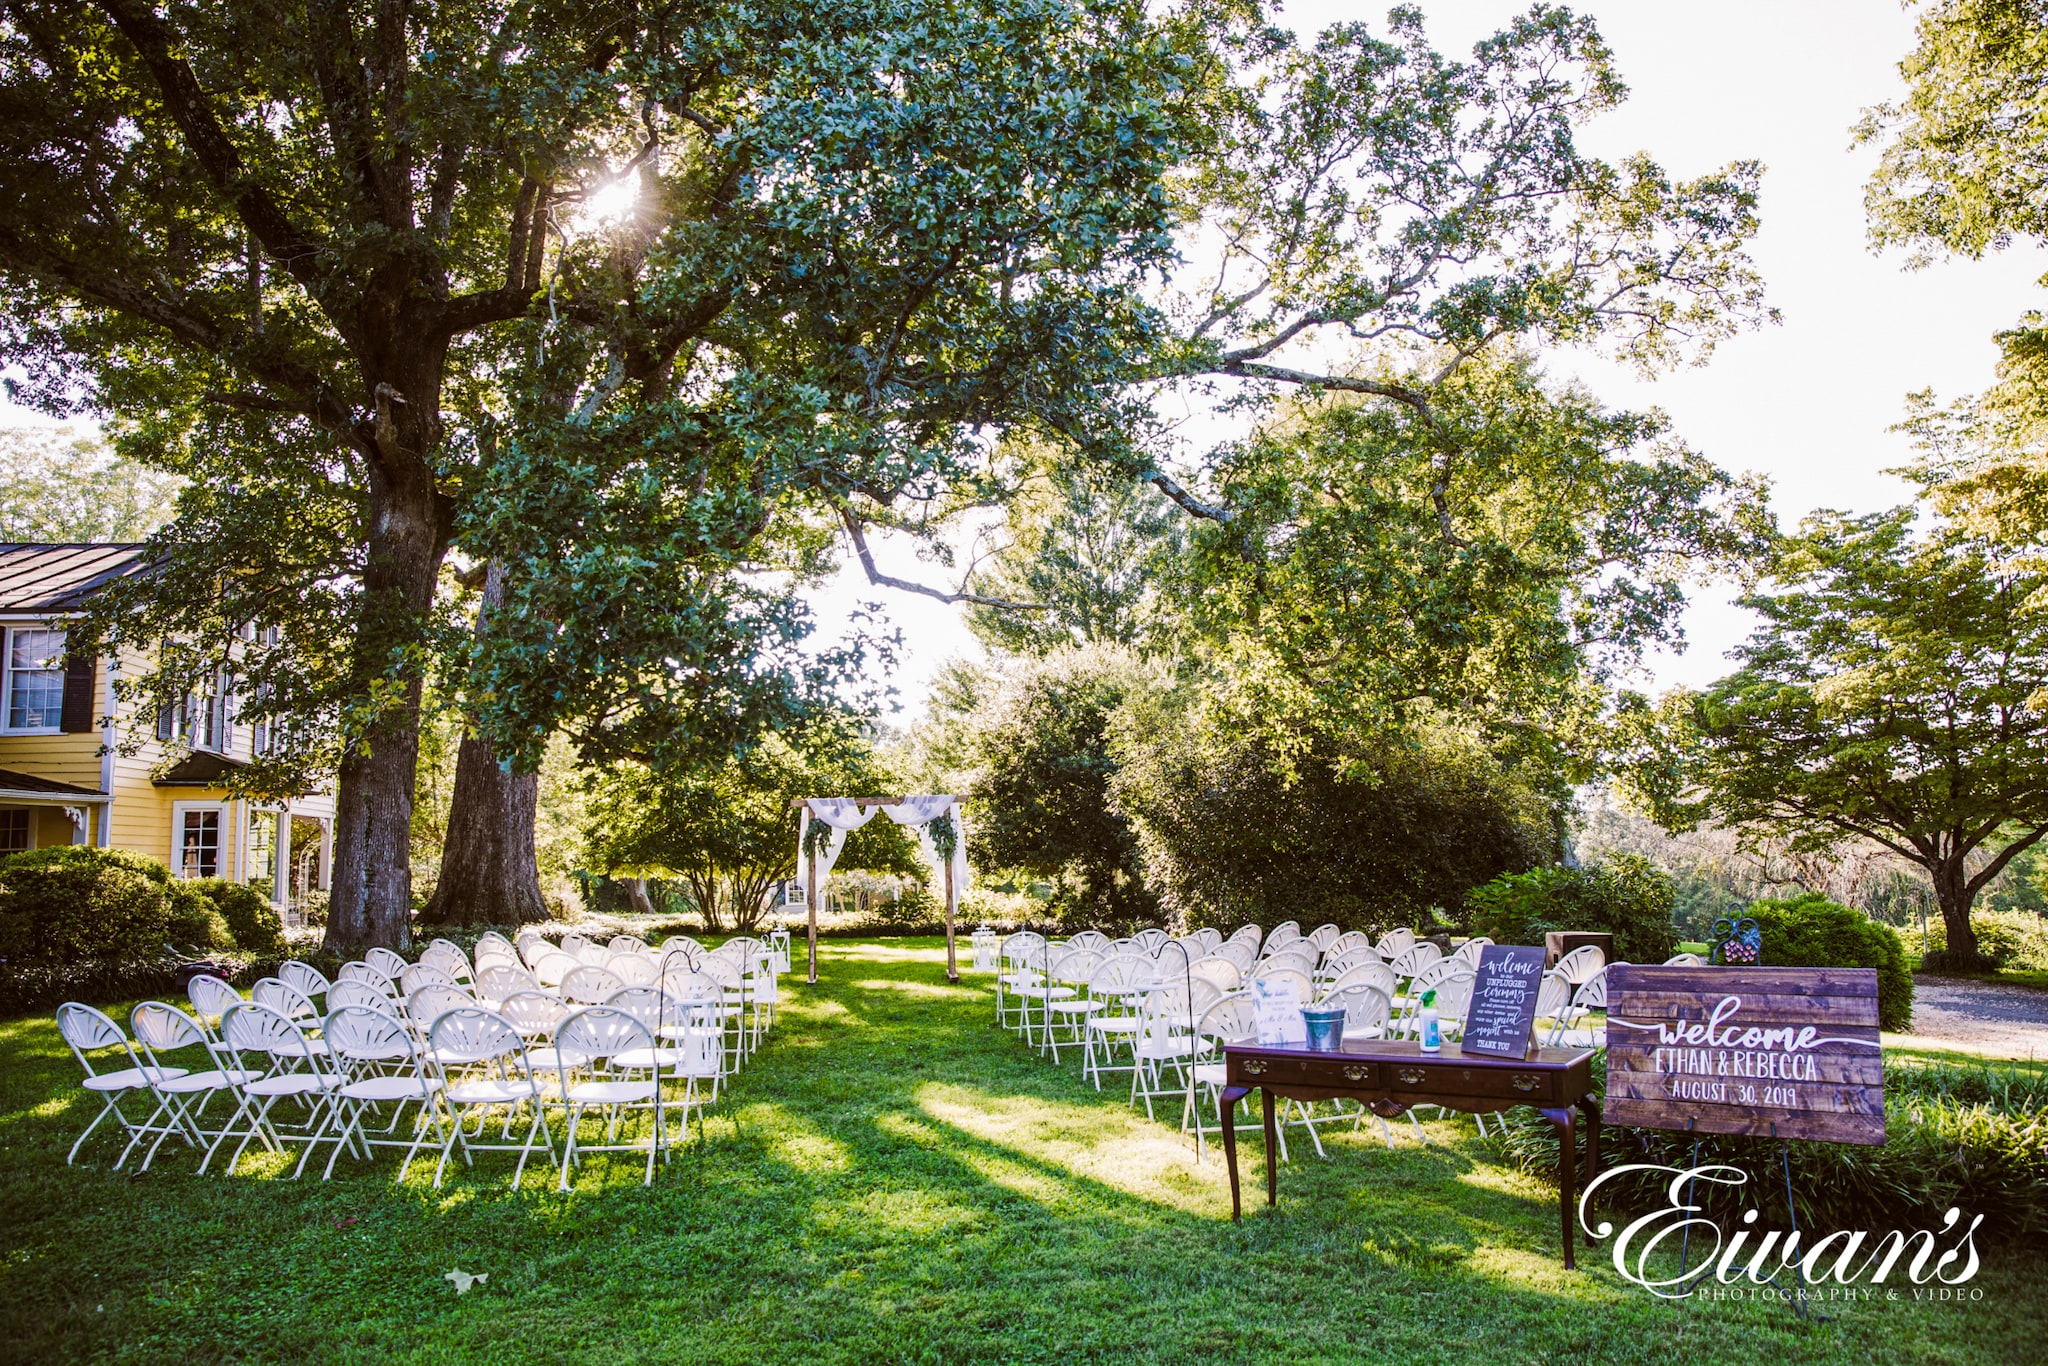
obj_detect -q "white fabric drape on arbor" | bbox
[879,795,969,895]
[795,798,877,898]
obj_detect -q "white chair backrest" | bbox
[1429,972,1477,1031]
[609,935,650,955]
[476,930,514,952]
[604,986,673,1035]
[699,958,742,990]
[1228,924,1263,951]
[560,933,591,954]
[58,1003,139,1081]
[1321,960,1397,999]
[1664,952,1706,966]
[407,984,474,1032]
[187,973,242,1021]
[554,1006,653,1072]
[336,961,397,994]
[1571,967,1609,1010]
[400,963,458,995]
[497,990,567,1037]
[325,1004,419,1067]
[220,1002,324,1073]
[1410,957,1466,994]
[1189,956,1242,992]
[422,944,473,979]
[1322,983,1393,1035]
[571,941,611,967]
[609,953,659,986]
[1267,919,1301,944]
[533,952,579,987]
[662,970,722,1004]
[1250,966,1313,1005]
[520,939,552,969]
[328,980,396,1013]
[561,965,625,1006]
[1328,930,1373,957]
[1535,972,1572,1021]
[1196,995,1258,1047]
[1556,945,1607,984]
[1191,927,1224,955]
[365,947,409,979]
[1320,946,1383,978]
[1376,928,1417,957]
[1131,928,1169,955]
[1069,930,1112,952]
[479,964,541,1001]
[279,960,330,1000]
[1050,949,1104,985]
[1215,940,1256,973]
[130,1000,209,1058]
[1387,943,1442,978]
[428,1008,526,1070]
[1452,937,1493,968]
[1253,951,1315,981]
[252,976,321,1022]
[1307,924,1340,952]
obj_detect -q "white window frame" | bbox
[1,623,67,736]
[170,801,230,881]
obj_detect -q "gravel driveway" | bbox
[1904,974,2048,1058]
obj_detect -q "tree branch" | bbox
[837,507,1050,610]
[1149,470,1234,523]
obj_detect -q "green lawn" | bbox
[2,938,2041,1365]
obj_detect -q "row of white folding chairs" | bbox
[58,988,728,1188]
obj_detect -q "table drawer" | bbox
[1230,1054,1382,1088]
[1384,1062,1561,1104]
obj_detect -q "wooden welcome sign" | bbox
[1603,965,1886,1146]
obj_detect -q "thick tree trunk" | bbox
[1931,855,1985,970]
[423,563,548,927]
[624,878,656,917]
[423,736,546,926]
[323,357,451,953]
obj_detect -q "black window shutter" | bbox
[59,652,96,733]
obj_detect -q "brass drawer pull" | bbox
[1342,1065,1369,1082]
[1511,1074,1542,1093]
[1242,1058,1267,1076]
[1396,1067,1426,1085]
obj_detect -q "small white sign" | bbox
[1252,976,1307,1046]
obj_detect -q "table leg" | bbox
[1262,1088,1278,1208]
[1540,1105,1578,1271]
[1222,1086,1245,1221]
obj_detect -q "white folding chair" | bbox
[316,1005,451,1181]
[55,1003,186,1168]
[1130,985,1208,1120]
[129,1001,263,1171]
[1042,949,1105,1061]
[1375,928,1417,958]
[406,984,475,1039]
[533,952,579,988]
[329,980,397,1014]
[1183,996,1269,1163]
[1081,956,1152,1089]
[1452,936,1494,969]
[478,963,543,1008]
[336,961,398,995]
[400,963,459,996]
[1189,956,1242,993]
[427,1008,554,1189]
[1664,952,1706,966]
[553,1007,669,1189]
[211,1003,347,1176]
[1555,944,1607,987]
[608,953,659,987]
[1320,959,1397,1001]
[609,935,650,955]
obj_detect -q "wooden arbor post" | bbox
[793,796,962,987]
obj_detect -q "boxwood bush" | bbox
[1747,893,1913,1031]
[0,845,172,965]
[188,877,286,956]
[165,881,235,953]
[1461,854,1676,964]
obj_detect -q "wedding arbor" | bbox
[792,797,968,984]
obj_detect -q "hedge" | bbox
[0,846,172,965]
[1923,907,2048,973]
[188,878,287,957]
[1461,854,1676,964]
[1747,893,1914,1032]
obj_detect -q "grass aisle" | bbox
[0,937,2041,1365]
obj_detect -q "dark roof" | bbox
[153,751,247,787]
[0,767,104,797]
[0,544,151,613]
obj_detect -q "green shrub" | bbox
[0,845,172,964]
[164,882,234,953]
[1746,893,1913,1031]
[1461,854,1676,964]
[188,877,287,956]
[1923,907,2048,972]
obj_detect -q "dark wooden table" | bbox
[1220,1038,1602,1269]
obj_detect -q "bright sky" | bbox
[813,0,2048,717]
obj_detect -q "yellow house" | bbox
[0,544,332,909]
